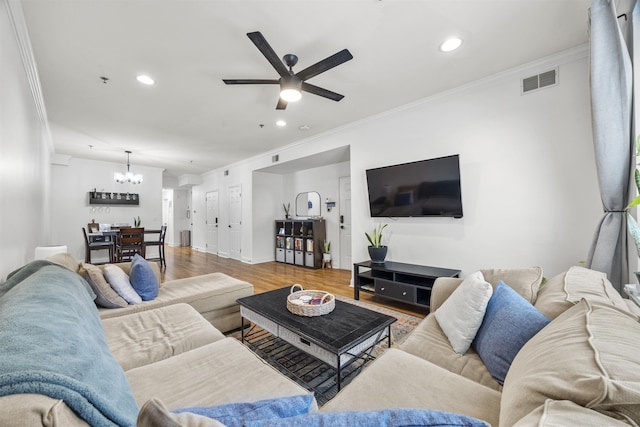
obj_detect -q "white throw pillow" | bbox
[435,270,493,355]
[103,264,142,304]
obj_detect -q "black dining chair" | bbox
[82,227,113,264]
[115,227,145,262]
[144,225,167,268]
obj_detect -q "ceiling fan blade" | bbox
[301,82,344,102]
[295,49,353,81]
[276,98,288,110]
[247,31,290,78]
[223,79,279,85]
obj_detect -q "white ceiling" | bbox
[20,0,591,177]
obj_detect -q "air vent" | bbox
[223,170,229,176]
[522,68,558,94]
[272,154,279,163]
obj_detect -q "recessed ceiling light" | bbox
[298,125,310,131]
[136,75,155,85]
[276,120,287,127]
[439,37,463,52]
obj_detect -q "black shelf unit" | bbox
[353,260,460,309]
[88,191,139,206]
[275,219,326,269]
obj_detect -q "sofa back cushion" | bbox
[534,266,628,319]
[480,267,543,304]
[499,299,640,426]
[513,400,633,427]
[46,253,81,273]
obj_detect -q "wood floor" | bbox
[161,246,429,318]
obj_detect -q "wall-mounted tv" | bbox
[366,154,463,218]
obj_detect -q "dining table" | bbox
[88,228,163,262]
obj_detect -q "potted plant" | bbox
[283,202,291,219]
[323,240,331,262]
[365,223,388,263]
[134,216,141,227]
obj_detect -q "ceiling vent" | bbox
[522,69,558,94]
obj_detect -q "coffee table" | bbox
[237,287,397,391]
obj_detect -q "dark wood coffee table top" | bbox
[237,287,397,354]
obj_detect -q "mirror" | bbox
[295,191,321,217]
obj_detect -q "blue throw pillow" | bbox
[247,408,489,427]
[129,254,158,301]
[174,395,315,427]
[472,281,550,385]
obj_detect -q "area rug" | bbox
[230,297,422,406]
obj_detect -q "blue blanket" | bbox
[0,261,138,427]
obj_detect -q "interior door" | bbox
[205,191,219,255]
[339,176,352,270]
[228,185,242,260]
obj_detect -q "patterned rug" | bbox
[230,296,422,406]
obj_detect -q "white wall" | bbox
[50,157,164,262]
[0,0,52,280]
[191,46,600,280]
[345,48,598,278]
[282,161,350,268]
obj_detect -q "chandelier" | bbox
[114,150,143,184]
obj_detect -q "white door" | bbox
[205,191,219,255]
[228,185,242,260]
[339,176,352,270]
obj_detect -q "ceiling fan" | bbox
[223,31,353,110]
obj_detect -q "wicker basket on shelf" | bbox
[286,284,335,317]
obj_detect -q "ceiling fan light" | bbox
[280,88,302,102]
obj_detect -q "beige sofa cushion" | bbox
[500,299,640,426]
[534,266,628,319]
[430,267,543,312]
[126,337,314,411]
[514,400,635,426]
[103,303,225,371]
[137,398,225,427]
[0,394,89,427]
[99,273,253,332]
[46,252,82,273]
[480,266,543,304]
[399,314,500,391]
[322,348,501,426]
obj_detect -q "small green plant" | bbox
[283,202,290,217]
[323,240,331,254]
[134,216,141,227]
[365,223,388,248]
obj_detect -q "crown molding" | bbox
[5,0,53,153]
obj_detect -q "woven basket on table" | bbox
[286,284,335,317]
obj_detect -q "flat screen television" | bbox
[366,154,463,218]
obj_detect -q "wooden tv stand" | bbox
[353,260,461,310]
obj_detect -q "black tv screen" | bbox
[366,154,463,218]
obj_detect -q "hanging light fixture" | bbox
[114,150,143,184]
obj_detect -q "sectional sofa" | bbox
[0,258,314,426]
[49,252,253,333]
[323,266,640,426]
[1,256,639,426]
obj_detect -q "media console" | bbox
[353,260,461,310]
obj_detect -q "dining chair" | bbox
[144,225,168,268]
[82,227,113,264]
[115,227,145,262]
